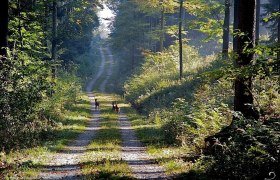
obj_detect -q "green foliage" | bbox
[124,43,232,150]
[262,0,280,42]
[203,116,280,179]
[161,78,232,148]
[254,76,280,115]
[0,0,99,152]
[185,0,225,42]
[58,1,99,65]
[124,44,213,112]
[40,71,82,121]
[0,52,51,151]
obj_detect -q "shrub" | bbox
[0,53,51,151]
[204,115,280,179]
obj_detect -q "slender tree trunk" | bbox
[233,0,257,119]
[222,0,230,59]
[52,0,57,79]
[233,0,239,53]
[0,0,9,58]
[277,1,280,73]
[43,0,49,48]
[179,0,184,80]
[18,0,23,49]
[159,8,164,52]
[256,0,260,45]
[131,42,135,71]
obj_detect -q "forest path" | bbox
[38,47,109,179]
[39,46,167,179]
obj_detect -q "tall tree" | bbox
[222,0,230,59]
[52,0,57,79]
[277,3,280,73]
[159,6,165,52]
[233,0,239,52]
[256,0,260,45]
[0,0,9,58]
[233,0,257,119]
[179,0,184,80]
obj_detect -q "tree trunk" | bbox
[18,0,23,49]
[233,0,239,53]
[277,2,280,62]
[131,43,135,71]
[0,0,9,58]
[256,0,260,45]
[159,8,164,52]
[222,0,230,59]
[277,1,280,73]
[42,0,49,49]
[179,0,184,80]
[233,0,257,119]
[52,0,57,79]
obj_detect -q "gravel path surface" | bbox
[119,113,168,179]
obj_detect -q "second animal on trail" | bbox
[95,99,100,110]
[112,101,120,113]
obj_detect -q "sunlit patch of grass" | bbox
[3,94,92,179]
[162,159,193,175]
[82,160,134,179]
[81,93,133,179]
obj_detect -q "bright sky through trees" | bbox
[97,3,115,39]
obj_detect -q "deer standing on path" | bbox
[115,103,120,113]
[112,101,120,113]
[95,99,100,110]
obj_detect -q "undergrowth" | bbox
[122,43,280,178]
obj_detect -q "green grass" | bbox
[81,93,133,179]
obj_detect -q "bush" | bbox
[0,56,82,151]
[204,115,280,179]
[39,71,82,123]
[161,79,232,149]
[0,53,51,151]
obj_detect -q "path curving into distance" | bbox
[39,47,108,179]
[39,46,168,179]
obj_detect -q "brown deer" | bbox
[95,98,100,110]
[112,101,116,111]
[115,103,120,113]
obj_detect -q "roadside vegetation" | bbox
[1,81,91,178]
[111,0,280,179]
[123,45,279,178]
